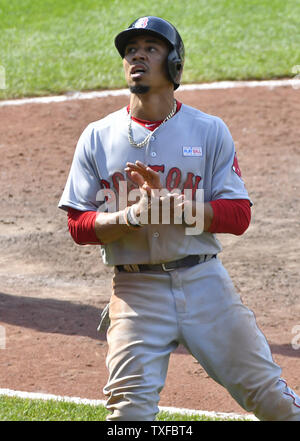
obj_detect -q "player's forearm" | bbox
[96,202,214,243]
[94,210,135,244]
[203,202,214,231]
[207,199,251,235]
[182,201,214,232]
[182,199,251,235]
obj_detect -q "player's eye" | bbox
[126,46,136,55]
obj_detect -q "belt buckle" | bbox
[161,263,176,272]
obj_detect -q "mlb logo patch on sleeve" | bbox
[182,146,203,157]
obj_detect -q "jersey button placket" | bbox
[144,130,154,160]
[146,134,161,259]
[146,133,158,167]
[149,133,156,158]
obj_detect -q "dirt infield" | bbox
[0,85,299,416]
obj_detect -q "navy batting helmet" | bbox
[115,16,185,90]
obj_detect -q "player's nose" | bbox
[132,47,147,61]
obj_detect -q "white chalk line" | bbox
[0,79,299,107]
[0,388,258,421]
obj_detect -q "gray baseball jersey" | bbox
[58,102,300,422]
[58,103,251,265]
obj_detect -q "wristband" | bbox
[123,206,142,230]
[128,205,143,226]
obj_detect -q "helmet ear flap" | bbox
[167,48,184,90]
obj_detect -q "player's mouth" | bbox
[130,64,147,79]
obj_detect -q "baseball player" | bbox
[58,16,300,421]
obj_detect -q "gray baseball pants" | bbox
[103,257,300,421]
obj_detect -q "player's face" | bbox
[123,35,172,92]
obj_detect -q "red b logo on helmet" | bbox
[134,17,149,29]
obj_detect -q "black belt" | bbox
[116,254,217,273]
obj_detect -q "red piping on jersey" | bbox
[67,208,102,245]
[208,199,251,236]
[279,379,300,409]
[127,100,182,131]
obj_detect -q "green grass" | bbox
[0,0,300,99]
[0,396,250,421]
[0,396,108,421]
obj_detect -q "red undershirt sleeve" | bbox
[208,199,251,236]
[67,207,102,245]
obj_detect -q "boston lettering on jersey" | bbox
[100,166,202,200]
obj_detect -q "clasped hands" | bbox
[125,160,190,226]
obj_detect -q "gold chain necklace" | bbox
[128,99,177,149]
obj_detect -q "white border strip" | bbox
[0,79,299,108]
[0,388,258,421]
